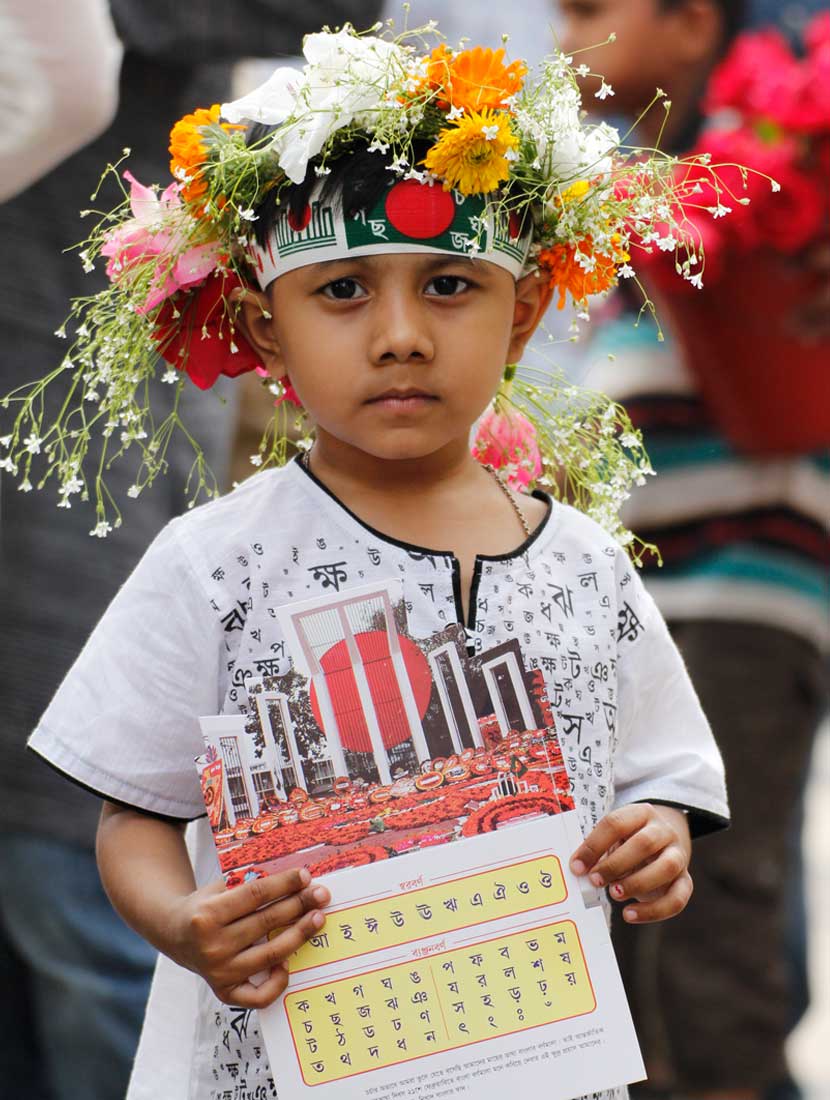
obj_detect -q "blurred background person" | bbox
[0,3,381,1099]
[0,0,122,201]
[556,2,830,1099]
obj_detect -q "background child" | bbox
[557,1,830,1098]
[16,26,729,1100]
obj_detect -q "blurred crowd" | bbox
[0,2,827,1100]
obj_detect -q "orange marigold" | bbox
[169,104,241,205]
[427,45,527,113]
[538,236,628,309]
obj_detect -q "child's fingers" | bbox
[232,906,326,980]
[217,867,312,922]
[218,964,290,1009]
[584,819,674,887]
[227,882,330,954]
[619,870,693,924]
[569,804,650,875]
[606,846,689,902]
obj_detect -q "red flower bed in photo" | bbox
[308,846,390,877]
[459,793,564,837]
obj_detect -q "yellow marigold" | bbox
[538,235,629,309]
[424,109,518,196]
[427,45,527,113]
[169,104,241,205]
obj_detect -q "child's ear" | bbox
[507,270,553,363]
[231,285,285,376]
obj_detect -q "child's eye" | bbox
[320,277,368,300]
[424,275,471,297]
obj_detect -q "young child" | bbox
[17,25,729,1100]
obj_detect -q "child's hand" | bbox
[569,804,692,924]
[168,866,329,1007]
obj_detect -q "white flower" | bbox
[618,264,635,279]
[223,31,406,185]
[222,65,303,126]
[481,124,500,141]
[90,521,113,538]
[63,475,84,495]
[0,456,18,474]
[127,485,141,498]
[0,434,11,448]
[707,204,732,219]
[595,81,614,100]
[250,453,264,467]
[18,478,32,492]
[161,369,179,384]
[686,272,704,289]
[446,104,465,121]
[575,64,590,77]
[23,433,42,454]
[771,179,781,192]
[237,208,258,221]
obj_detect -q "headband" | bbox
[251,180,533,289]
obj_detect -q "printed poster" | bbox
[196,579,645,1099]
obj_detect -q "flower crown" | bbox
[0,22,742,552]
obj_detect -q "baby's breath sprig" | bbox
[504,365,660,566]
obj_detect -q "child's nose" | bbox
[369,295,435,365]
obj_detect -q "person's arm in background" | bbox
[0,0,122,201]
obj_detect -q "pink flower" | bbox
[472,404,542,491]
[806,12,830,57]
[704,30,798,124]
[101,171,222,312]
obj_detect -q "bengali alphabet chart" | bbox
[261,814,645,1100]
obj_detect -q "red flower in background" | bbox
[640,12,830,288]
[153,269,263,390]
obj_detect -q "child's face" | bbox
[557,0,691,113]
[251,253,544,467]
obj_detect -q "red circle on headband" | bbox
[385,179,456,239]
[287,204,313,232]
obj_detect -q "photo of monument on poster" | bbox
[196,580,574,883]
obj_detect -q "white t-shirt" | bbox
[30,457,728,1100]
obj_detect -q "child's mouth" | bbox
[367,390,438,413]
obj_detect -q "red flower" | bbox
[153,269,262,390]
[704,29,797,124]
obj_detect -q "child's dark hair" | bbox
[659,0,747,51]
[246,125,533,250]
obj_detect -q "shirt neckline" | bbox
[291,453,557,564]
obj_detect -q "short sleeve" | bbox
[28,520,222,820]
[613,560,730,837]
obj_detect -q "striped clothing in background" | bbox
[584,318,830,652]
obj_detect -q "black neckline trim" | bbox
[293,453,554,563]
